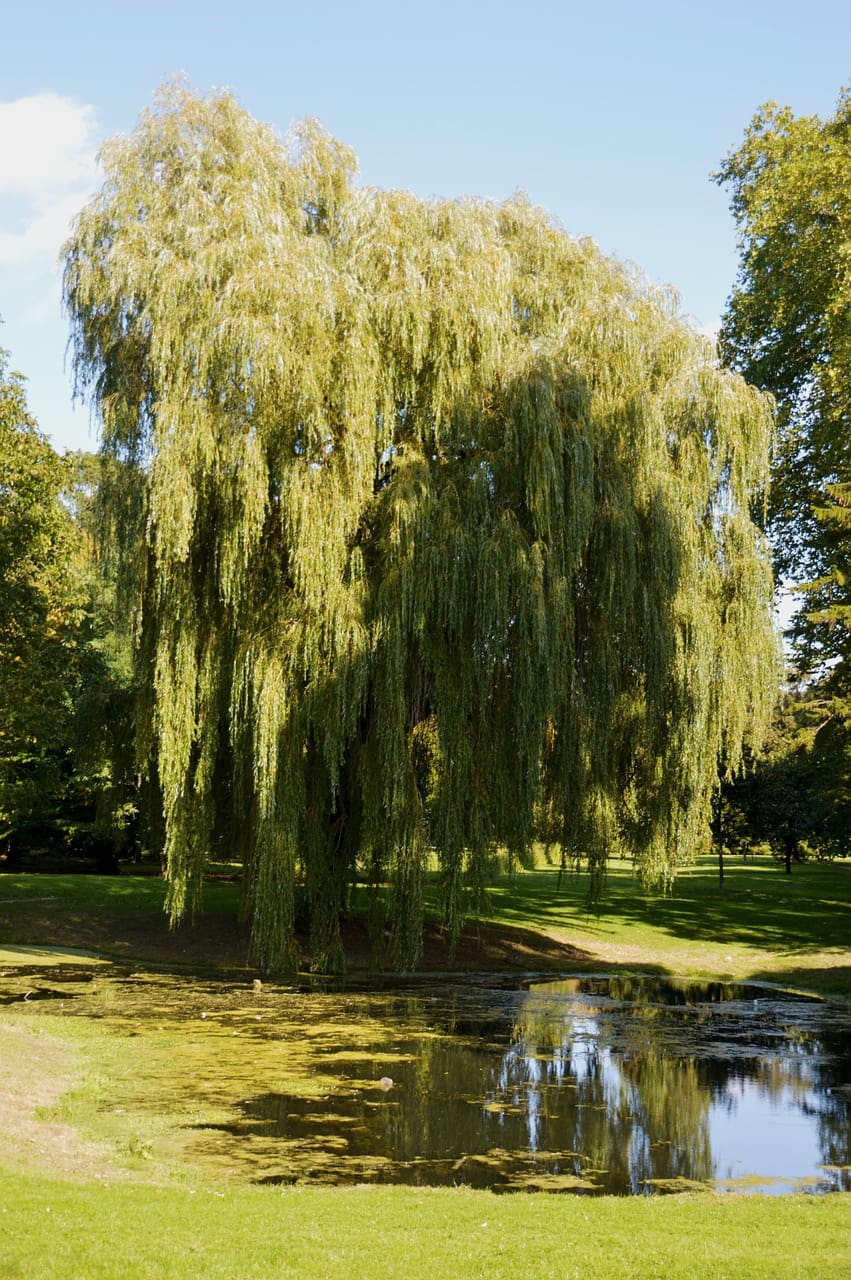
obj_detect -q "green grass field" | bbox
[3,1171,849,1280]
[479,853,851,996]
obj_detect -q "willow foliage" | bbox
[64,84,779,971]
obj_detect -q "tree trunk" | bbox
[713,790,725,888]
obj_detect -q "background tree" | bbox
[64,84,780,972]
[0,345,79,854]
[717,87,851,854]
[716,91,851,597]
[0,342,134,865]
[62,451,140,865]
[719,695,833,874]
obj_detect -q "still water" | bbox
[6,967,851,1194]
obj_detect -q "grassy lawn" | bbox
[0,871,248,971]
[1,852,848,993]
[479,854,851,997]
[2,1171,849,1280]
[1,855,849,1279]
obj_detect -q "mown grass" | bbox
[477,854,851,997]
[3,1171,849,1280]
[0,871,248,970]
[486,853,849,952]
[0,869,241,922]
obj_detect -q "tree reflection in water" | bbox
[221,976,851,1193]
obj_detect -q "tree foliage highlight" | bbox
[0,345,136,863]
[0,346,78,835]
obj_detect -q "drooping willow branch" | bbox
[64,82,780,971]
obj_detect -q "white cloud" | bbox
[0,93,98,197]
[0,93,99,268]
[0,189,91,266]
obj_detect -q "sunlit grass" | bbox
[3,1170,849,1280]
[474,854,851,996]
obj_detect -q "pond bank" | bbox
[1,856,848,996]
[0,1020,129,1183]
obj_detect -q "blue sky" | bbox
[1,0,849,454]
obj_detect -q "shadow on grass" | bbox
[0,872,593,977]
[1,860,847,991]
[0,872,248,971]
[749,962,851,998]
[485,857,851,956]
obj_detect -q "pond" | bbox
[3,965,850,1195]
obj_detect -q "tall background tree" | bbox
[61,450,139,865]
[0,344,78,850]
[0,341,134,866]
[717,87,851,856]
[64,83,779,971]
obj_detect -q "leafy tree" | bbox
[0,345,80,847]
[717,90,851,672]
[0,344,134,865]
[717,89,851,852]
[62,451,140,864]
[63,84,779,971]
[719,695,831,874]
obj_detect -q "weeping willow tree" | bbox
[63,83,780,972]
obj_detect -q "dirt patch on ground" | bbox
[0,1024,125,1182]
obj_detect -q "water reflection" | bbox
[3,966,849,1193]
[225,976,851,1193]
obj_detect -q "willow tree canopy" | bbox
[63,83,779,971]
